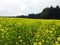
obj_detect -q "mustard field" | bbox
[0,18,60,45]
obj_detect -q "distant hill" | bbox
[17,5,60,19]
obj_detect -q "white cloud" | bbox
[0,7,4,10]
[0,0,60,16]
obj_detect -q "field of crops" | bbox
[0,18,60,45]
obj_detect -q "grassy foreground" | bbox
[0,18,60,45]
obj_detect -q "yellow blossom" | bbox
[57,37,60,41]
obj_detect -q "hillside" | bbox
[17,5,60,19]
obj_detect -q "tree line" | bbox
[16,5,60,19]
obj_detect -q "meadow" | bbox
[0,18,60,45]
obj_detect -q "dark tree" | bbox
[50,6,53,8]
[56,5,59,8]
[16,5,60,19]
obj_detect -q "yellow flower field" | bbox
[0,18,60,45]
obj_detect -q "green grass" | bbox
[0,18,60,45]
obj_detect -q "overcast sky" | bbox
[0,0,60,16]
